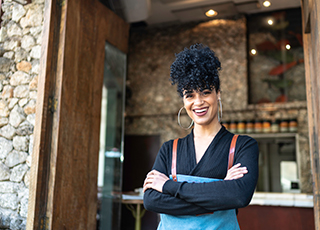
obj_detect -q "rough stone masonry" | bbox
[0,0,44,229]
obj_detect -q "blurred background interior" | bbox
[95,1,314,230]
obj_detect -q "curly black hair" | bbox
[170,44,221,97]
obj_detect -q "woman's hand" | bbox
[143,170,169,193]
[224,163,248,180]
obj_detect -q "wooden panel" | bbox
[97,1,129,54]
[27,0,129,229]
[302,0,312,32]
[27,0,64,228]
[301,0,320,229]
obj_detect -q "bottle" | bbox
[246,120,254,133]
[280,119,289,133]
[289,119,298,132]
[271,119,280,133]
[229,120,237,133]
[254,120,262,133]
[237,120,245,134]
[262,120,271,133]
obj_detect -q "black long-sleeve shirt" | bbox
[143,126,259,215]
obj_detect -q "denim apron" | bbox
[157,135,240,230]
[157,174,240,230]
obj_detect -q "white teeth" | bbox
[195,108,207,113]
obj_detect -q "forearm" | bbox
[143,188,210,215]
[163,176,256,211]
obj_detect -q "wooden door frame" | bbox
[301,0,320,229]
[26,0,129,229]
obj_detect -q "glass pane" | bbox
[248,8,306,104]
[256,137,298,193]
[97,42,126,230]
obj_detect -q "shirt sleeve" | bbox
[162,136,259,212]
[143,141,212,215]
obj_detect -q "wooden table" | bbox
[122,193,145,230]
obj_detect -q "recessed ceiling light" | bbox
[263,1,271,7]
[251,49,257,55]
[205,9,218,17]
[268,19,273,25]
[286,44,291,50]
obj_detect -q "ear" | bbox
[217,90,221,100]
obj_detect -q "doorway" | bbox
[97,42,127,230]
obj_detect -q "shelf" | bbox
[241,132,297,139]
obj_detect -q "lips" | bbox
[193,107,208,116]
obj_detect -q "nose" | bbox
[194,94,203,105]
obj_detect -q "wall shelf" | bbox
[244,132,298,139]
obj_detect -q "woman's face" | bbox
[183,88,220,127]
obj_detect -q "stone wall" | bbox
[0,0,44,229]
[125,18,312,193]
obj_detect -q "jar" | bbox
[262,120,271,133]
[229,120,237,133]
[289,119,298,132]
[246,120,254,133]
[280,120,289,132]
[221,121,229,130]
[254,120,262,133]
[271,120,280,133]
[237,120,246,134]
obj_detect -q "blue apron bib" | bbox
[157,174,240,230]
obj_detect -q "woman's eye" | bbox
[185,94,193,98]
[203,91,211,95]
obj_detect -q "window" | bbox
[247,8,306,104]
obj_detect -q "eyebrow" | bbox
[183,90,194,96]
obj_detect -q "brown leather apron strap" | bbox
[172,138,179,182]
[228,135,239,170]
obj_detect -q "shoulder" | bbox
[225,130,258,152]
[159,140,172,154]
[237,134,258,146]
[163,131,192,146]
[234,135,259,157]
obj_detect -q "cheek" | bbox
[183,102,193,114]
[183,100,191,109]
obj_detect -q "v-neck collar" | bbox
[189,126,226,168]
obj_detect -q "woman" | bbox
[143,44,259,229]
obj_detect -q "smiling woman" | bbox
[143,44,259,230]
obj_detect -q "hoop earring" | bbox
[218,98,223,122]
[178,106,194,130]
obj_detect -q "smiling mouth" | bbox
[193,108,208,115]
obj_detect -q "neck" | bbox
[193,122,222,139]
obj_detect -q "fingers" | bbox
[230,163,242,170]
[143,170,169,193]
[143,171,156,192]
[143,178,152,192]
[225,163,248,180]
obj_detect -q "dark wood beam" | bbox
[27,0,128,229]
[301,0,320,229]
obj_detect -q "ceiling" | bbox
[120,0,301,26]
